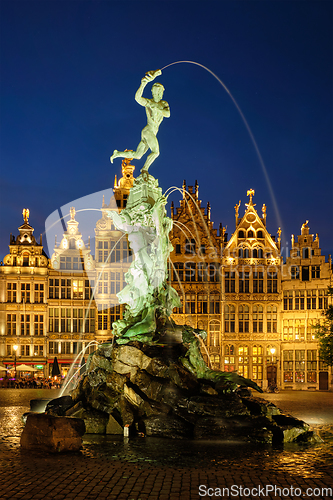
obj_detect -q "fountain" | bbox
[21,68,320,450]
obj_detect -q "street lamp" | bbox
[13,344,18,380]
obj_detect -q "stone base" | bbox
[20,414,85,453]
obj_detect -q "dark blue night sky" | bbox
[0,1,332,260]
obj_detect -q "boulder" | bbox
[30,399,52,413]
[70,407,108,434]
[140,414,192,438]
[45,395,74,416]
[20,414,85,452]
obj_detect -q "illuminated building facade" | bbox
[0,167,331,390]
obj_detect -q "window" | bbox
[34,283,44,303]
[175,244,181,255]
[60,279,71,299]
[21,283,30,303]
[49,341,59,355]
[197,262,207,282]
[173,263,184,282]
[208,263,220,282]
[238,230,244,238]
[49,279,59,299]
[174,295,183,314]
[34,315,44,336]
[267,267,278,293]
[252,305,263,333]
[185,294,196,314]
[85,309,95,333]
[209,320,220,347]
[283,350,293,382]
[247,230,254,238]
[257,231,263,239]
[110,272,121,294]
[253,271,263,293]
[49,308,59,333]
[301,266,309,281]
[185,262,196,282]
[252,346,263,380]
[22,253,29,266]
[307,290,316,310]
[210,355,220,370]
[291,266,299,279]
[239,271,250,293]
[34,345,44,356]
[318,289,328,309]
[311,266,320,279]
[72,280,83,299]
[7,314,17,335]
[21,315,30,336]
[224,344,235,371]
[295,290,305,310]
[21,345,30,356]
[283,320,293,341]
[7,283,17,302]
[295,350,305,382]
[209,293,220,314]
[238,305,249,332]
[197,294,208,314]
[283,291,293,310]
[60,256,72,270]
[224,271,235,293]
[295,319,305,341]
[302,247,309,259]
[267,305,277,333]
[73,308,83,333]
[85,280,93,300]
[98,305,108,330]
[185,239,196,255]
[238,346,249,378]
[110,305,121,327]
[307,350,317,381]
[224,304,235,333]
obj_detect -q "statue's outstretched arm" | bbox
[135,70,162,106]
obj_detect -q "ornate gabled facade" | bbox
[220,189,282,388]
[0,171,332,390]
[94,159,134,340]
[47,207,96,377]
[170,180,225,356]
[0,210,48,375]
[281,221,332,390]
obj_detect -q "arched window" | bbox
[267,305,277,333]
[252,305,263,333]
[238,230,244,238]
[238,305,249,332]
[252,248,258,258]
[248,230,254,238]
[209,320,220,347]
[257,230,263,239]
[224,304,235,333]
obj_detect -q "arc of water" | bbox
[161,60,283,234]
[60,340,100,395]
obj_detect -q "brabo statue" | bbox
[110,69,170,176]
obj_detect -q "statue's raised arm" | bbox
[110,69,169,176]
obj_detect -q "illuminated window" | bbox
[238,346,249,378]
[295,319,305,341]
[283,350,293,382]
[97,305,108,331]
[72,280,83,299]
[34,315,44,336]
[21,283,31,303]
[252,345,263,380]
[224,344,235,371]
[21,314,30,336]
[7,283,17,302]
[209,320,220,347]
[197,294,208,314]
[283,319,293,341]
[7,314,17,335]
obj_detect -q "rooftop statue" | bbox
[110,69,170,177]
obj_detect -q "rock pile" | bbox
[59,341,319,444]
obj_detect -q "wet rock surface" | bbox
[57,342,320,444]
